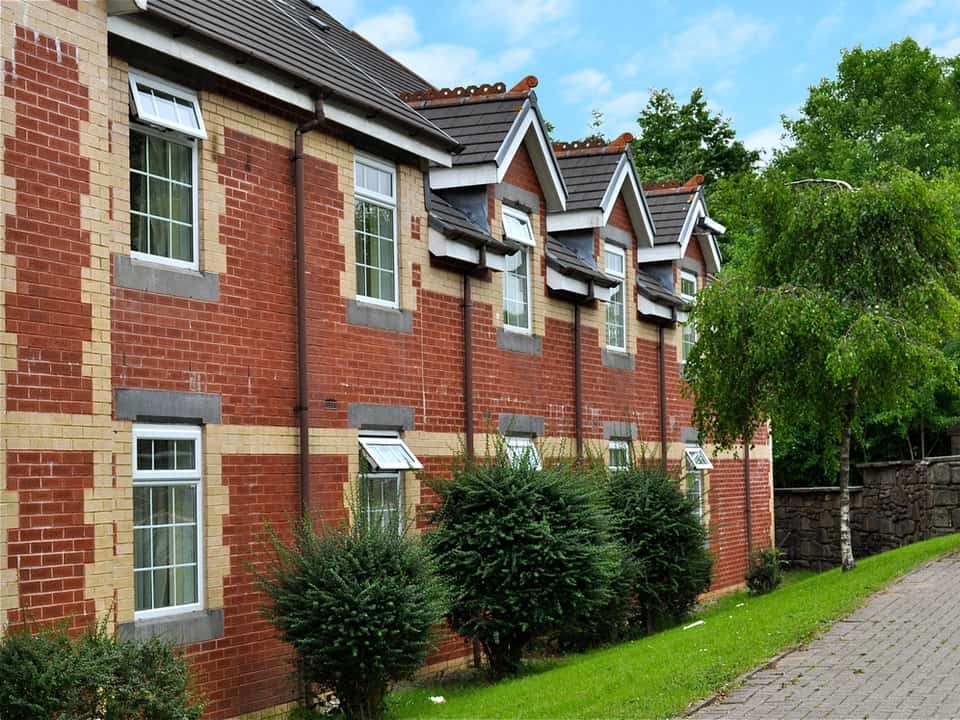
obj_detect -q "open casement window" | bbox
[358,433,418,535]
[684,445,713,470]
[684,445,711,527]
[359,436,423,471]
[355,155,399,307]
[502,206,535,247]
[605,244,626,351]
[129,71,207,140]
[132,424,203,619]
[504,436,542,469]
[608,439,630,470]
[680,270,698,366]
[502,206,535,333]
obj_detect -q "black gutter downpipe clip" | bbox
[293,99,326,519]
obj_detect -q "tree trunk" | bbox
[839,420,856,572]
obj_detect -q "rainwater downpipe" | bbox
[658,324,668,469]
[463,273,475,462]
[574,302,584,461]
[293,100,325,518]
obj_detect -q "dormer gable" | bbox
[639,176,724,274]
[547,134,655,247]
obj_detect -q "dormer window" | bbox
[502,206,534,332]
[605,244,626,351]
[680,270,698,366]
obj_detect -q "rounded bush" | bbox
[746,547,786,595]
[427,449,621,676]
[606,466,713,632]
[259,518,446,720]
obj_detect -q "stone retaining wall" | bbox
[775,458,960,569]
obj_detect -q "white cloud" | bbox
[743,124,787,166]
[935,35,960,55]
[901,0,935,15]
[597,90,649,137]
[713,77,735,95]
[392,45,533,89]
[458,0,573,42]
[319,0,359,24]
[353,8,420,52]
[561,69,611,103]
[666,7,774,71]
[811,9,843,44]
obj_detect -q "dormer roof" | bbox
[547,134,655,246]
[408,77,567,212]
[639,176,724,274]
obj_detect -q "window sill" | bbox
[601,348,635,371]
[496,327,542,355]
[118,608,223,646]
[346,298,412,333]
[114,254,219,301]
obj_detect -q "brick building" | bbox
[0,1,773,717]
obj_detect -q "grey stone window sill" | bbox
[601,348,635,371]
[118,608,223,646]
[114,254,219,301]
[497,327,542,355]
[346,299,413,333]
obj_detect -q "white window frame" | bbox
[680,270,698,366]
[129,123,200,271]
[684,445,714,470]
[359,435,423,471]
[686,466,706,523]
[504,435,542,469]
[605,243,627,352]
[608,439,630,470]
[360,471,404,535]
[501,207,535,334]
[354,153,400,308]
[132,423,204,621]
[128,69,208,140]
[502,205,536,247]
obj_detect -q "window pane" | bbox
[147,135,169,177]
[174,525,197,564]
[171,184,191,224]
[131,213,147,253]
[173,97,200,131]
[152,567,173,608]
[136,439,153,472]
[148,177,170,220]
[151,486,171,524]
[171,224,193,263]
[380,270,396,303]
[130,131,147,172]
[134,528,151,569]
[152,90,180,125]
[133,486,150,525]
[130,173,146,213]
[149,218,170,258]
[170,141,191,183]
[173,485,196,523]
[134,570,151,611]
[378,207,393,240]
[364,266,378,301]
[175,565,198,605]
[175,440,196,471]
[152,526,172,566]
[152,439,175,470]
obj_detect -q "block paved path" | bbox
[692,553,960,719]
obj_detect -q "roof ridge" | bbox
[553,132,634,157]
[401,75,538,107]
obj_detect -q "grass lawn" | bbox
[388,534,960,720]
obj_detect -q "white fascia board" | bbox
[599,155,655,248]
[592,284,614,303]
[495,102,567,212]
[697,233,723,275]
[428,227,480,265]
[677,195,722,274]
[637,294,674,321]
[429,163,498,188]
[108,0,148,15]
[635,244,681,263]
[702,216,726,235]
[546,266,589,297]
[107,15,453,166]
[546,209,603,232]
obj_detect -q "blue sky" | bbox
[324,0,960,161]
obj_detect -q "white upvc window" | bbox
[680,270,699,366]
[605,244,627,351]
[504,436,541,469]
[502,206,535,333]
[132,424,203,619]
[355,155,399,307]
[359,433,421,534]
[684,445,713,525]
[129,70,207,140]
[608,439,630,470]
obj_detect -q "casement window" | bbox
[684,445,713,524]
[355,155,399,307]
[605,244,627,351]
[358,433,422,534]
[132,424,203,618]
[680,270,699,366]
[128,71,205,270]
[504,436,542,469]
[502,206,535,332]
[608,439,630,471]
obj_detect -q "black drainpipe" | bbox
[744,440,753,562]
[463,273,475,462]
[658,323,668,470]
[293,100,325,518]
[574,302,584,461]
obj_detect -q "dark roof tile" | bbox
[645,186,698,245]
[414,96,526,165]
[546,238,618,287]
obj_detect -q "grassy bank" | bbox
[388,535,960,719]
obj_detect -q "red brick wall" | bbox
[608,194,632,234]
[3,26,93,414]
[5,451,95,631]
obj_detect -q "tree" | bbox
[774,39,960,184]
[686,171,960,570]
[630,88,759,185]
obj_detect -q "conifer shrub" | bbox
[746,547,786,595]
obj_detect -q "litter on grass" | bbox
[683,620,705,630]
[429,697,446,704]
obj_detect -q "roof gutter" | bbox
[293,99,326,518]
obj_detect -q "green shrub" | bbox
[0,617,202,720]
[427,446,621,677]
[746,547,786,595]
[607,465,713,633]
[259,517,446,720]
